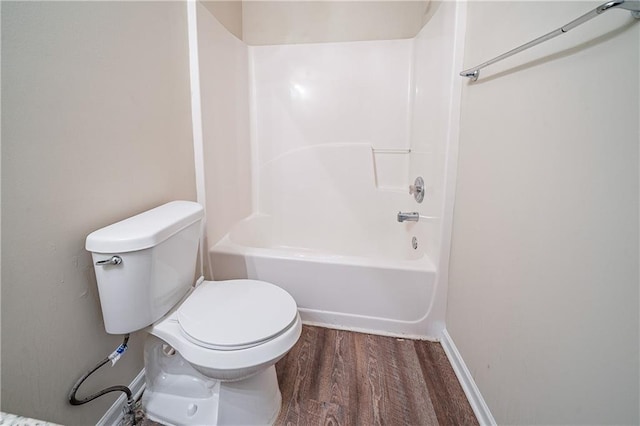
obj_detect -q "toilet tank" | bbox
[86,201,204,334]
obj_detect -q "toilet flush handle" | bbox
[95,256,122,266]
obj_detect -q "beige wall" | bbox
[1,2,195,424]
[196,3,252,258]
[448,2,639,424]
[200,1,437,46]
[201,1,243,41]
[242,1,433,45]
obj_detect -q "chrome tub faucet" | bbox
[397,212,419,222]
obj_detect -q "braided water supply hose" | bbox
[68,334,137,424]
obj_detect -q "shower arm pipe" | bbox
[459,0,640,81]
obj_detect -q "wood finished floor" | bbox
[275,325,478,426]
[141,325,478,426]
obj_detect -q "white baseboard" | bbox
[96,369,146,426]
[441,329,496,426]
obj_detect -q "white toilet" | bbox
[86,201,302,425]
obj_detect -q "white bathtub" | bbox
[210,214,438,338]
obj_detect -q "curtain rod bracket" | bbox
[461,70,479,81]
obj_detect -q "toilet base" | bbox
[142,336,282,425]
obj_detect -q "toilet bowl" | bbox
[86,201,302,425]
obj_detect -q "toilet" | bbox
[86,201,302,425]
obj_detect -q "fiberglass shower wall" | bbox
[409,1,461,268]
[249,1,461,265]
[195,0,459,262]
[250,39,416,255]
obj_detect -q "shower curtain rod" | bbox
[459,0,640,81]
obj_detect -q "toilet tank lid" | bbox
[86,201,204,253]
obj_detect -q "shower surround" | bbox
[199,2,464,339]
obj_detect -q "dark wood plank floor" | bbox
[140,325,478,425]
[275,325,478,426]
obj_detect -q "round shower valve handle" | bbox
[96,256,122,266]
[409,176,425,203]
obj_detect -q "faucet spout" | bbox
[397,211,419,222]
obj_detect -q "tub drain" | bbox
[412,236,418,250]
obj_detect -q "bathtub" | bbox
[209,214,438,338]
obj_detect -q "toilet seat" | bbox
[149,279,303,374]
[177,279,298,350]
